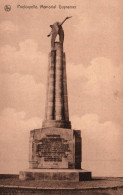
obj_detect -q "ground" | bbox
[0,175,122,194]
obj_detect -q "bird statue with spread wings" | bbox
[47,16,72,50]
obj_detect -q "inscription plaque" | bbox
[36,134,70,162]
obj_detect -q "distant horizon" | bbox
[0,157,122,177]
[0,0,123,177]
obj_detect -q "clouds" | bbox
[71,113,123,176]
[0,108,42,174]
[68,57,122,97]
[67,57,123,125]
[72,113,122,160]
[0,39,47,82]
[0,73,46,118]
[0,21,18,32]
[0,39,47,117]
[85,57,122,97]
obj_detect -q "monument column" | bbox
[19,17,91,181]
[42,42,71,129]
[63,52,69,121]
[45,51,56,120]
[54,43,64,120]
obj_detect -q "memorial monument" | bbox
[19,17,91,181]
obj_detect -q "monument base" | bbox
[19,169,91,181]
[29,128,82,169]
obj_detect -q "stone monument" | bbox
[19,17,91,181]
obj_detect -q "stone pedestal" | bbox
[29,128,81,169]
[19,169,91,181]
[19,127,91,181]
[19,128,91,181]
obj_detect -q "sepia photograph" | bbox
[0,0,123,194]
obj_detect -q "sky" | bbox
[0,0,123,176]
